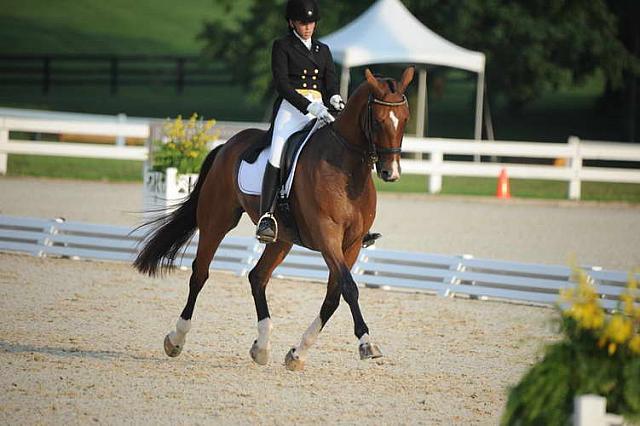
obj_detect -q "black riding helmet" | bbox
[285,0,320,23]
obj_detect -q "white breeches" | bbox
[269,93,320,167]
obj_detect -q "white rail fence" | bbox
[1,108,640,200]
[2,215,637,311]
[0,109,150,174]
[402,136,640,199]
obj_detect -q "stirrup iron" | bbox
[256,212,278,244]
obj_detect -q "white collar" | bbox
[293,30,312,51]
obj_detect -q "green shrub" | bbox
[501,270,640,425]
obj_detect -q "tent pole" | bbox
[340,65,350,100]
[474,71,485,141]
[416,66,427,138]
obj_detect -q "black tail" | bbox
[133,145,223,276]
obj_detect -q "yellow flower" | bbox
[630,335,640,354]
[603,315,633,344]
[561,269,608,331]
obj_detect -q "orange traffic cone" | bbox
[496,168,511,199]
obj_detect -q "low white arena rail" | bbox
[2,214,637,311]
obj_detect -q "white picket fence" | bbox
[1,214,637,311]
[1,108,640,200]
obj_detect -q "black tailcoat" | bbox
[271,32,340,117]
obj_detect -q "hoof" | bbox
[250,340,270,365]
[284,348,305,371]
[164,334,183,358]
[359,342,383,360]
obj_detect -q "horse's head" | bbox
[363,67,414,182]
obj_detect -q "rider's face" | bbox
[290,20,316,40]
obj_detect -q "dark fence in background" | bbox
[0,54,231,94]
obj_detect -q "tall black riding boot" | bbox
[256,163,280,243]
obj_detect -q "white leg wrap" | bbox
[359,333,371,345]
[293,316,323,360]
[256,318,273,348]
[168,317,191,346]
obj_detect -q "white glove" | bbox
[330,94,345,111]
[318,109,335,123]
[307,101,335,123]
[307,101,328,117]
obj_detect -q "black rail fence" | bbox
[0,54,231,94]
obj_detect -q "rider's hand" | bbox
[307,101,328,117]
[318,109,335,123]
[330,94,345,111]
[307,101,335,123]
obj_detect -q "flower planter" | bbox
[143,167,198,214]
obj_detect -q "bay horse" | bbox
[134,67,414,371]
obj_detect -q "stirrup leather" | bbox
[256,212,278,244]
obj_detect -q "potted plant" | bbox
[501,268,640,425]
[143,113,218,212]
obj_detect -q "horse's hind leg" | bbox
[248,240,292,365]
[164,208,242,358]
[284,240,371,371]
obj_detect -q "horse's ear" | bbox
[364,68,385,97]
[398,66,415,94]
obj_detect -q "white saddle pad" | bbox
[238,120,323,197]
[238,148,270,195]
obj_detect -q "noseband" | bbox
[363,94,408,166]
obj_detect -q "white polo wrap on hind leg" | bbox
[168,317,191,347]
[293,315,323,359]
[256,318,273,348]
[359,333,371,345]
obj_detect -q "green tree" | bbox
[407,0,636,110]
[198,0,638,115]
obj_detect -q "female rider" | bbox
[255,0,345,244]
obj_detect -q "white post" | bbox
[428,149,443,194]
[573,395,624,426]
[165,167,179,203]
[474,71,485,141]
[568,136,582,200]
[416,66,427,138]
[116,113,126,147]
[340,65,350,100]
[0,119,7,175]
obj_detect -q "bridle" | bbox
[362,93,408,166]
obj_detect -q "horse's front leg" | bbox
[285,240,380,371]
[329,241,383,361]
[248,240,292,365]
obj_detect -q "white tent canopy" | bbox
[321,0,486,139]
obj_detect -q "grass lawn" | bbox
[0,0,230,55]
[374,174,640,203]
[0,84,266,122]
[7,155,143,182]
[6,154,640,203]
